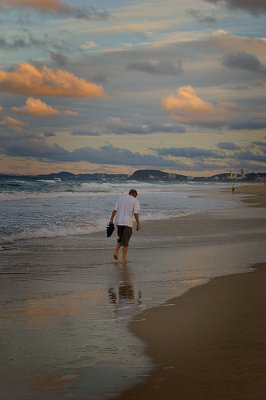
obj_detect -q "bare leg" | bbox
[122,246,128,262]
[114,242,121,260]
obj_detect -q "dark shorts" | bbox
[117,225,132,247]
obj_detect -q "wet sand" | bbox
[234,183,266,207]
[114,184,266,400]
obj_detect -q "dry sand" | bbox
[114,184,266,400]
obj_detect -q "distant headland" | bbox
[0,169,265,182]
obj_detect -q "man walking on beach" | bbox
[109,189,140,262]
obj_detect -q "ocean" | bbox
[0,178,234,250]
[2,178,263,400]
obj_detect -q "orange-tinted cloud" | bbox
[162,86,234,127]
[12,98,79,117]
[0,63,105,98]
[0,116,24,127]
[0,0,70,12]
[12,98,59,117]
[63,110,78,116]
[108,117,124,128]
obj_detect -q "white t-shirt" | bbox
[114,194,140,227]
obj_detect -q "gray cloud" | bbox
[69,6,109,21]
[71,130,101,137]
[235,150,266,162]
[252,141,266,148]
[156,147,223,158]
[217,142,240,150]
[204,0,266,14]
[1,130,265,171]
[0,31,68,51]
[109,121,185,135]
[229,120,266,130]
[49,51,69,67]
[71,121,185,136]
[147,122,186,134]
[126,60,183,76]
[222,52,266,74]
[187,9,217,23]
[0,135,180,167]
[230,159,266,171]
[230,80,266,91]
[0,2,110,20]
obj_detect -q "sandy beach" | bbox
[113,184,266,400]
[1,184,266,400]
[114,262,266,400]
[234,183,266,207]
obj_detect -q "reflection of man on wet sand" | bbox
[108,265,142,317]
[109,189,140,262]
[108,284,142,317]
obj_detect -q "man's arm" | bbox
[134,213,140,231]
[109,209,117,223]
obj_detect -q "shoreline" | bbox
[113,184,266,400]
[114,262,266,400]
[232,183,266,207]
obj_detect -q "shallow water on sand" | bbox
[1,239,266,399]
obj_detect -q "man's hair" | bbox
[129,189,138,196]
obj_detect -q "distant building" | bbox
[229,170,237,180]
[168,173,177,180]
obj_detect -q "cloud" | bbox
[235,150,266,162]
[252,141,266,148]
[105,118,185,134]
[80,41,97,50]
[63,110,78,116]
[187,9,217,23]
[156,146,222,158]
[88,20,174,36]
[204,0,266,14]
[49,51,69,67]
[162,86,234,127]
[229,120,266,130]
[217,142,240,150]
[0,138,180,168]
[12,98,59,117]
[0,63,105,98]
[222,52,266,74]
[71,130,101,137]
[71,118,185,136]
[0,31,68,52]
[66,7,109,21]
[126,60,183,76]
[0,1,110,19]
[0,0,69,13]
[0,116,24,127]
[12,98,79,117]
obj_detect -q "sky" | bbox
[0,0,265,176]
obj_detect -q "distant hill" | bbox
[130,169,187,181]
[0,170,265,182]
[0,171,128,181]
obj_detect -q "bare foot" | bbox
[122,259,128,263]
[113,254,118,261]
